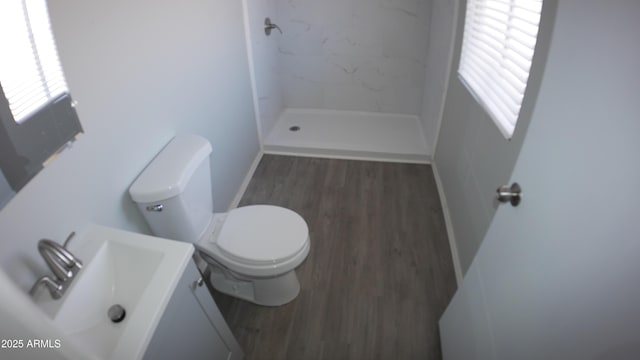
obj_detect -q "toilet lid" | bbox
[217,205,309,265]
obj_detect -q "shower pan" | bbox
[264,108,428,163]
[242,0,455,163]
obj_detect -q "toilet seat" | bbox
[196,205,310,277]
[217,205,309,266]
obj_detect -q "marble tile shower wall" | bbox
[275,0,432,115]
[246,0,284,139]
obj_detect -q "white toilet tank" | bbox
[129,135,214,244]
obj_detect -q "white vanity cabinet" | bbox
[144,261,243,360]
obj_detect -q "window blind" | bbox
[459,0,543,138]
[0,0,68,124]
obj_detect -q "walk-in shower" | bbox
[243,0,456,163]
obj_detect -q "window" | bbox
[459,0,543,138]
[0,0,82,207]
[0,0,69,124]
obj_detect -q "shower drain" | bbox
[289,125,300,132]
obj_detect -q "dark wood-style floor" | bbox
[213,155,457,360]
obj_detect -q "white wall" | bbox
[420,0,457,154]
[0,0,260,291]
[243,0,284,140]
[434,0,554,273]
[441,2,640,358]
[275,0,431,115]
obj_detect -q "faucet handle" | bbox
[264,17,282,36]
[63,231,76,248]
[29,276,64,299]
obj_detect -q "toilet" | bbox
[128,134,310,306]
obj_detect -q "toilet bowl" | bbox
[195,206,310,305]
[129,134,310,306]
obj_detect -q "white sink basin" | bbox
[35,224,193,360]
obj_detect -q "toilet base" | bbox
[208,266,301,306]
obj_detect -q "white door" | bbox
[439,1,640,359]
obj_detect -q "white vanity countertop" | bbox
[34,223,194,360]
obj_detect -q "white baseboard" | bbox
[432,161,463,286]
[227,150,263,211]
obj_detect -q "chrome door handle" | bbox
[496,182,522,207]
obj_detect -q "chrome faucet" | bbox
[29,234,83,299]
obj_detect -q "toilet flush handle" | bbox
[146,204,164,212]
